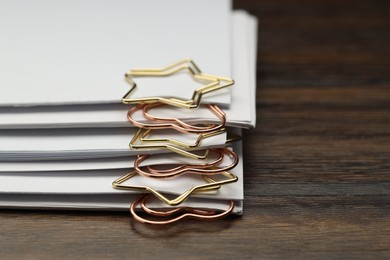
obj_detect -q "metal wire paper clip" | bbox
[122,59,234,109]
[112,171,238,206]
[129,128,227,160]
[130,194,234,225]
[134,148,239,178]
[127,102,226,133]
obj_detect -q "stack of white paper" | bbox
[0,0,257,216]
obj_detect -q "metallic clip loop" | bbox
[122,59,234,109]
[135,148,239,178]
[112,171,238,206]
[130,194,234,225]
[127,103,226,134]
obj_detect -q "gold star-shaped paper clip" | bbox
[112,171,238,206]
[129,128,227,160]
[122,59,234,109]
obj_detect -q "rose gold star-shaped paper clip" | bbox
[130,194,234,225]
[134,148,239,179]
[127,102,226,134]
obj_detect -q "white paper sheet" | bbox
[0,127,227,160]
[0,0,231,106]
[0,11,256,129]
[0,147,231,172]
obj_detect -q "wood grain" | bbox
[1,0,389,259]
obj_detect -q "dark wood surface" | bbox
[1,0,389,259]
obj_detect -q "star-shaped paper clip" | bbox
[134,148,239,178]
[127,103,226,134]
[122,59,234,109]
[129,128,227,160]
[112,171,238,206]
[130,194,234,225]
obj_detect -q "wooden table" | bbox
[1,1,389,259]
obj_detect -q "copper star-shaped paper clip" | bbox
[112,171,238,206]
[129,128,227,160]
[127,103,226,134]
[130,194,234,225]
[134,148,239,179]
[122,59,234,109]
